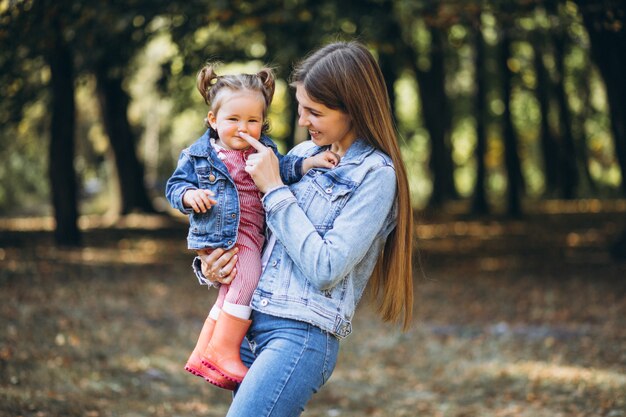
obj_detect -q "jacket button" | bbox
[227,240,233,245]
[271,260,278,267]
[209,174,216,181]
[325,188,333,193]
[231,213,236,218]
[260,299,269,307]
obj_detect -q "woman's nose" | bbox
[298,113,309,127]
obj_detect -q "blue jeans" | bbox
[226,311,340,417]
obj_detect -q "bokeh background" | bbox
[1,1,625,416]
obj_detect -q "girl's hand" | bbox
[302,150,340,173]
[239,131,284,193]
[197,247,239,285]
[183,189,217,213]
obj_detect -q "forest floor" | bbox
[1,201,625,417]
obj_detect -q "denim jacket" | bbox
[253,138,398,339]
[165,128,304,250]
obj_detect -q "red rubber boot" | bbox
[185,317,237,390]
[201,311,251,383]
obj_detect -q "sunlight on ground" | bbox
[473,360,626,389]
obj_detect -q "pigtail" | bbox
[256,68,276,107]
[196,64,220,105]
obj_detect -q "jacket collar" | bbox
[312,137,375,165]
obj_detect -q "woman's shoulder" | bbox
[343,138,394,171]
[288,140,319,157]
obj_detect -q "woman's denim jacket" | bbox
[250,138,397,339]
[165,128,304,250]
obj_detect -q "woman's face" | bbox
[295,84,356,155]
[207,91,265,150]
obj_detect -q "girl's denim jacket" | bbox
[198,138,397,339]
[165,128,304,250]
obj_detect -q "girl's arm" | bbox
[165,150,199,214]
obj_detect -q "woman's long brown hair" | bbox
[291,41,414,330]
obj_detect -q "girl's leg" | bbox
[227,311,340,417]
[223,244,261,306]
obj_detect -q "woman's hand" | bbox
[197,247,239,285]
[240,131,284,193]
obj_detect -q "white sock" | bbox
[223,301,252,320]
[208,305,221,321]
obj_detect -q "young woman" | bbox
[196,40,414,416]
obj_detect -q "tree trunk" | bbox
[415,27,456,208]
[553,29,579,199]
[95,66,156,214]
[471,19,489,215]
[577,1,626,196]
[47,16,80,246]
[532,32,560,196]
[577,1,626,259]
[501,30,523,217]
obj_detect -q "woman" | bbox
[196,40,414,416]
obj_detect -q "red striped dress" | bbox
[213,146,265,307]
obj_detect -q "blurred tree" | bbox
[470,10,490,215]
[575,0,626,258]
[549,1,579,199]
[0,0,82,244]
[46,4,81,245]
[532,23,561,195]
[576,0,626,196]
[396,1,457,208]
[499,18,523,217]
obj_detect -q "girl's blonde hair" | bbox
[196,64,276,133]
[291,41,414,330]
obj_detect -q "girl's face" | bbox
[295,84,356,156]
[207,90,265,150]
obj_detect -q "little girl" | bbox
[165,64,338,390]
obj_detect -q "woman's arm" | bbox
[240,131,397,290]
[264,166,396,290]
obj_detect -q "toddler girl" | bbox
[166,64,338,389]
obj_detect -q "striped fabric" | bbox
[214,148,265,306]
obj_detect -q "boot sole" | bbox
[201,358,246,383]
[185,363,237,390]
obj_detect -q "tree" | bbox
[470,12,490,215]
[47,5,80,245]
[576,0,626,196]
[498,14,524,217]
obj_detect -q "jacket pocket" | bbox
[309,174,356,231]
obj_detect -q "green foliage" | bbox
[0,0,624,217]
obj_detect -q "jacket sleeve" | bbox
[165,150,197,215]
[262,164,397,291]
[277,153,305,185]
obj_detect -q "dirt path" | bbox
[1,211,625,416]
